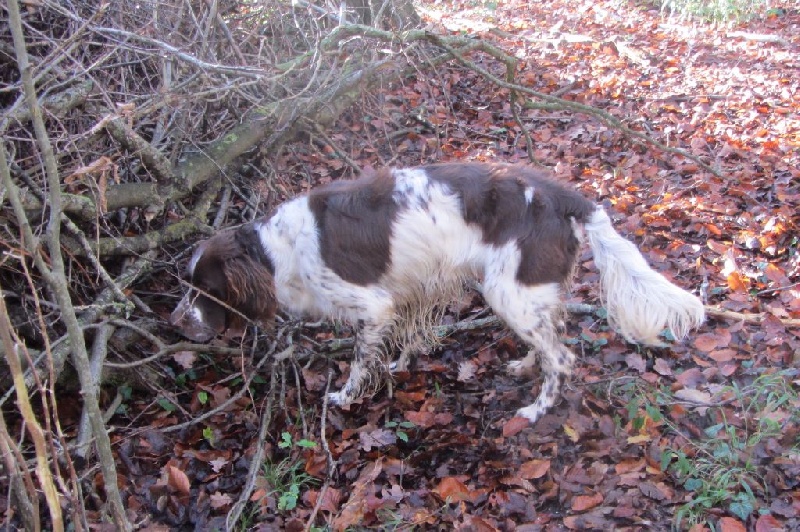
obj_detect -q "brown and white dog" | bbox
[171,163,705,423]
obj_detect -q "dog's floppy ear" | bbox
[222,253,277,328]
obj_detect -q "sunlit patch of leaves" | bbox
[656,0,779,23]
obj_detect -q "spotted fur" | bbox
[170,163,705,424]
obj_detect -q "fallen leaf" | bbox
[405,410,436,428]
[166,464,190,496]
[719,516,747,532]
[210,491,233,509]
[707,349,736,362]
[674,388,713,405]
[457,360,477,381]
[625,352,646,373]
[464,515,500,532]
[572,492,603,512]
[627,434,651,444]
[675,368,704,388]
[755,514,785,531]
[563,424,580,442]
[307,487,342,513]
[653,358,672,376]
[638,481,668,501]
[502,416,529,437]
[209,457,229,473]
[434,476,471,502]
[359,428,396,451]
[332,460,382,531]
[694,333,719,352]
[518,459,550,479]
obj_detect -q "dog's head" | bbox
[170,225,277,342]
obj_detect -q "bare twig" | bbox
[0,286,61,531]
[224,349,282,531]
[706,305,800,327]
[304,370,337,532]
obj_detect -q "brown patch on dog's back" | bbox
[308,169,399,285]
[424,163,595,286]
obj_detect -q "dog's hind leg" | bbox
[482,278,574,424]
[511,321,575,423]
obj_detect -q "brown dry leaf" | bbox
[653,358,672,376]
[755,514,785,531]
[209,457,229,473]
[571,492,603,512]
[674,388,713,406]
[518,459,550,480]
[209,491,233,510]
[502,416,529,437]
[719,516,747,532]
[464,515,500,532]
[332,460,382,531]
[433,476,471,502]
[694,333,720,352]
[359,428,396,451]
[166,464,190,496]
[405,410,436,428]
[726,271,750,292]
[708,349,736,362]
[763,263,790,284]
[614,458,645,474]
[308,487,342,513]
[625,352,646,373]
[457,360,477,381]
[675,368,704,388]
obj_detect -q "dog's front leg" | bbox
[328,319,390,406]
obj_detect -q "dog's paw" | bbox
[506,360,533,376]
[515,405,542,424]
[389,359,408,373]
[326,390,352,407]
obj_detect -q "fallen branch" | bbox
[706,305,800,327]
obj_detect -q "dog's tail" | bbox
[584,207,705,345]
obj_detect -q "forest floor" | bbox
[70,1,799,530]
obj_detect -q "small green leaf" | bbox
[684,478,703,491]
[704,423,724,438]
[397,431,409,443]
[645,404,663,422]
[297,439,317,449]
[729,492,754,521]
[203,426,214,443]
[660,450,674,472]
[119,384,133,400]
[158,398,177,412]
[278,432,292,449]
[198,391,209,405]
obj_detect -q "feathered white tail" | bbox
[585,207,705,345]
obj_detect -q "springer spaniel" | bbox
[171,163,705,423]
